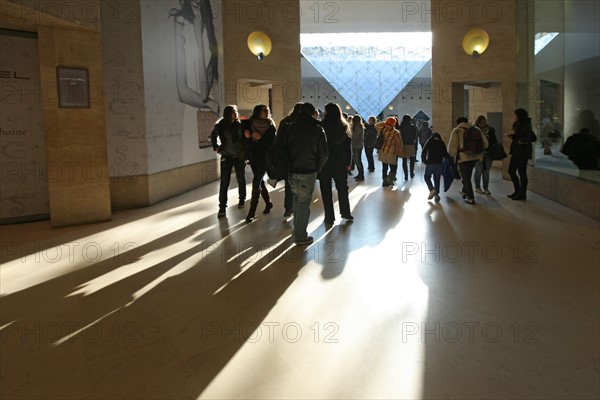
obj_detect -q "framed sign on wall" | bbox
[57,67,90,108]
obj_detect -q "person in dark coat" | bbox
[507,108,537,201]
[561,128,600,170]
[243,104,276,222]
[277,103,304,217]
[318,103,353,225]
[364,116,378,172]
[421,132,449,202]
[280,103,328,245]
[211,105,247,218]
[399,115,418,180]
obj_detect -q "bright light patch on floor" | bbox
[199,246,429,399]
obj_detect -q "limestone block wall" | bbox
[38,24,111,227]
[221,0,302,124]
[431,0,517,142]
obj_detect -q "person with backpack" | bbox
[210,105,248,218]
[448,116,489,204]
[507,108,537,201]
[421,131,449,202]
[318,103,353,225]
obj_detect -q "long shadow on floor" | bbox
[0,207,319,399]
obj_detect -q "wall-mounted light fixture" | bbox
[463,28,489,59]
[388,105,394,111]
[247,31,272,60]
[345,104,351,110]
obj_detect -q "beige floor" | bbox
[1,167,599,399]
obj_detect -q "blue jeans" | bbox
[288,172,317,241]
[424,163,442,193]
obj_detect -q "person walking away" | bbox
[351,115,365,181]
[421,131,449,202]
[418,121,433,156]
[278,103,304,217]
[364,116,378,172]
[375,117,405,187]
[318,103,353,225]
[448,116,489,204]
[399,115,418,180]
[280,103,329,245]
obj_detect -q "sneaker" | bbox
[434,194,441,202]
[283,209,293,217]
[428,189,437,200]
[341,214,354,221]
[459,189,467,199]
[238,200,245,208]
[354,176,364,181]
[295,236,314,246]
[483,189,492,195]
[475,188,483,194]
[217,210,226,218]
[464,198,475,205]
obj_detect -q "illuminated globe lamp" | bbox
[463,28,489,59]
[247,31,272,60]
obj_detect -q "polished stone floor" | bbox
[1,167,599,399]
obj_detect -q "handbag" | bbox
[374,132,385,150]
[489,142,508,160]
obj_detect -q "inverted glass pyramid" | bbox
[301,32,432,118]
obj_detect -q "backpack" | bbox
[462,126,484,155]
[266,141,288,181]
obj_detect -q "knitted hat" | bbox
[385,117,396,126]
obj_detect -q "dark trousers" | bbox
[365,146,375,170]
[219,156,246,210]
[247,162,271,218]
[402,156,416,178]
[508,156,529,195]
[382,163,398,178]
[319,170,351,221]
[459,160,478,200]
